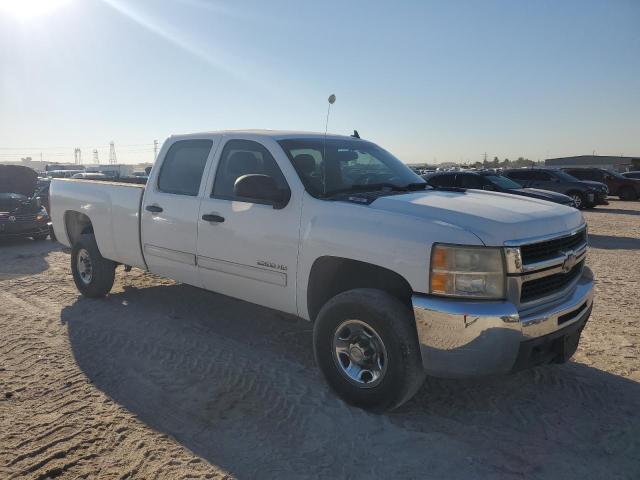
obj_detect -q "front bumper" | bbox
[587,191,608,205]
[412,266,594,377]
[0,221,51,239]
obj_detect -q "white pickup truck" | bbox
[51,130,594,411]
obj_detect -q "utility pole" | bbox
[93,149,99,164]
[109,141,117,165]
[153,139,159,161]
[74,148,82,165]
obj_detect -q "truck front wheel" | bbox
[313,289,425,412]
[71,234,116,298]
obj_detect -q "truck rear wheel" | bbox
[71,234,116,298]
[313,289,425,412]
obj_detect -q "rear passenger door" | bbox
[141,138,218,286]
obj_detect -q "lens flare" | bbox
[0,0,72,18]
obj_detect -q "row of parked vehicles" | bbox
[423,167,640,209]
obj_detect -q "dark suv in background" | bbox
[423,171,576,207]
[562,168,640,201]
[503,168,608,209]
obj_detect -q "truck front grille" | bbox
[520,260,584,303]
[520,228,587,264]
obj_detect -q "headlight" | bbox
[430,244,505,299]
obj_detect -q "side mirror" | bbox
[234,174,291,209]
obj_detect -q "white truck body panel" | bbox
[50,179,146,269]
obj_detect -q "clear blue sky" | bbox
[1,0,638,165]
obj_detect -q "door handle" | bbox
[146,205,163,213]
[202,214,225,223]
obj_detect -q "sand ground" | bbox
[1,200,639,479]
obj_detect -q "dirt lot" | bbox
[1,200,639,479]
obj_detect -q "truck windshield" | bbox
[278,138,425,197]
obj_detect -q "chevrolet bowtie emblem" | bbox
[560,250,577,273]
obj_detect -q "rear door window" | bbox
[157,140,213,196]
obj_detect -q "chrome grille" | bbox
[520,260,585,303]
[520,228,587,264]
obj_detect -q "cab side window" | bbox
[212,139,289,202]
[157,140,213,196]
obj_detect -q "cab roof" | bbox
[168,129,362,142]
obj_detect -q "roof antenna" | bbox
[322,94,336,195]
[351,130,360,139]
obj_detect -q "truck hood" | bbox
[369,189,584,246]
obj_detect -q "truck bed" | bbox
[50,178,147,269]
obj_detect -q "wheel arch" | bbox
[306,256,414,322]
[64,211,94,246]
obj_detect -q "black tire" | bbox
[71,233,116,298]
[313,289,425,412]
[32,233,49,241]
[619,187,637,201]
[567,191,585,209]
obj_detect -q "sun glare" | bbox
[0,0,72,19]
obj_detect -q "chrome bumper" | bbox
[412,266,594,377]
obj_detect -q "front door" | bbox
[141,138,217,286]
[196,138,301,314]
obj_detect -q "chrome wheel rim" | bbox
[332,320,387,388]
[77,248,93,285]
[571,194,582,208]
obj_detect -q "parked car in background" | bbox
[48,169,85,179]
[503,168,608,209]
[0,165,51,241]
[622,171,640,180]
[36,178,51,212]
[423,171,576,207]
[71,172,110,180]
[561,168,640,201]
[51,130,593,411]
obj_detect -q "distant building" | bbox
[545,155,640,172]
